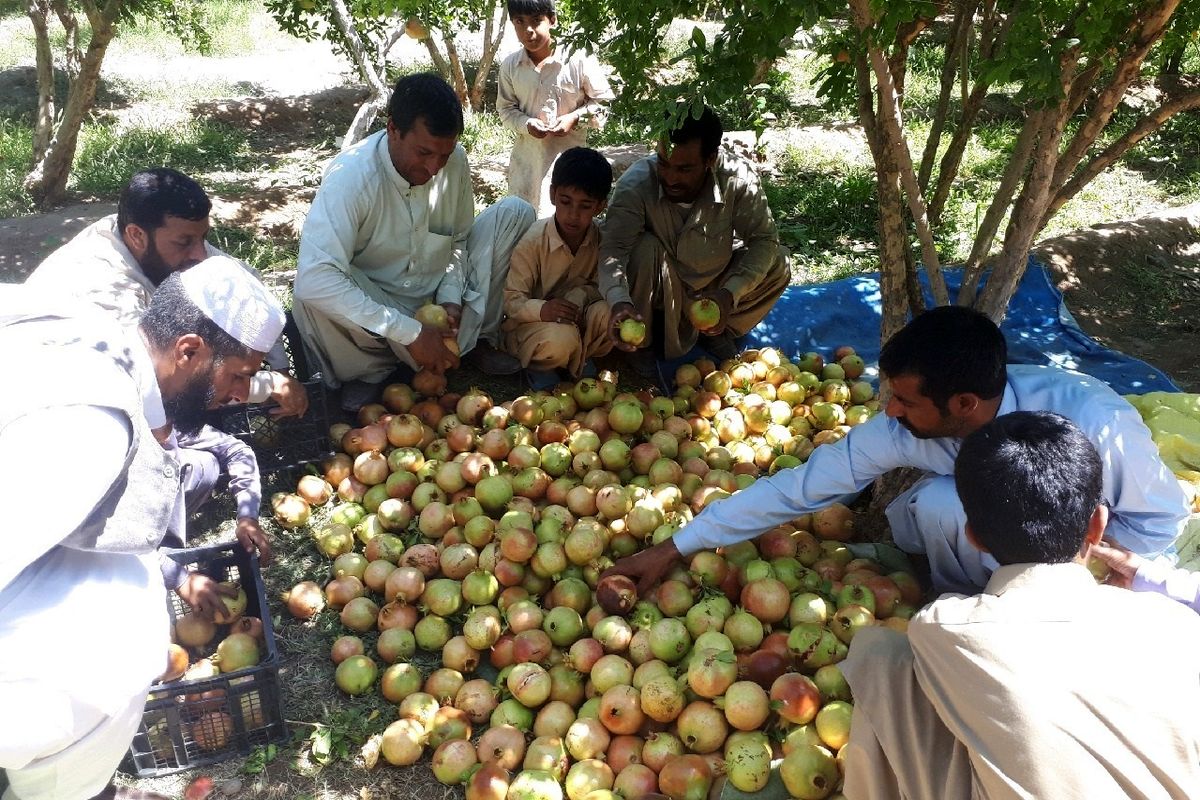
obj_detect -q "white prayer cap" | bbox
[178,255,285,354]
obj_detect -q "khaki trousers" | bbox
[503,287,613,376]
[839,627,975,800]
[626,234,790,358]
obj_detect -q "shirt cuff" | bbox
[236,491,260,521]
[389,314,424,347]
[605,285,633,307]
[722,273,755,305]
[160,554,189,590]
[248,371,274,404]
[518,299,546,324]
[1132,559,1171,593]
[671,525,705,557]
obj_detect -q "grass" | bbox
[72,119,253,196]
[0,118,33,217]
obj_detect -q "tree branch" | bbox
[423,35,451,78]
[327,0,390,100]
[919,0,978,193]
[956,104,1042,304]
[1051,0,1180,192]
[976,51,1080,319]
[1043,80,1200,225]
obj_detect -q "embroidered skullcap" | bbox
[178,255,285,353]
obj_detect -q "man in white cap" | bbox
[27,167,308,563]
[0,257,286,800]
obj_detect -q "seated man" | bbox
[26,167,304,563]
[840,411,1200,799]
[606,306,1187,595]
[599,104,789,364]
[293,72,536,408]
[502,146,614,387]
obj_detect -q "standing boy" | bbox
[497,0,614,217]
[502,147,614,386]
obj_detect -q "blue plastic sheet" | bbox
[739,258,1179,395]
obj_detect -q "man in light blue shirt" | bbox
[606,306,1187,595]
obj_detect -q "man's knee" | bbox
[886,475,964,552]
[528,325,581,369]
[180,448,221,516]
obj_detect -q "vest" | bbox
[0,292,182,559]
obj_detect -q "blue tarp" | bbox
[738,258,1179,395]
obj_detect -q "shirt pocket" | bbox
[420,232,455,277]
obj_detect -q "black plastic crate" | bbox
[124,544,287,778]
[208,377,333,474]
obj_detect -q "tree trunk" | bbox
[341,92,386,151]
[27,0,55,163]
[852,52,910,342]
[326,0,399,148]
[470,0,508,112]
[849,0,948,307]
[23,0,119,207]
[443,33,470,110]
[1043,82,1200,224]
[424,35,451,79]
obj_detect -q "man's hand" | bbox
[176,573,238,620]
[441,303,462,336]
[603,539,683,596]
[236,516,272,565]
[408,324,460,373]
[541,298,581,325]
[527,119,549,139]
[1088,541,1142,589]
[689,286,735,336]
[268,373,309,418]
[609,302,645,352]
[547,113,580,136]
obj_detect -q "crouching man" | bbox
[841,411,1200,799]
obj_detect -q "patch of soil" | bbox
[1034,202,1200,391]
[0,201,115,282]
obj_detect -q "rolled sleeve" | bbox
[671,414,906,555]
[177,425,262,520]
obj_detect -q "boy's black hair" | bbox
[507,0,555,18]
[388,72,464,138]
[879,305,1007,412]
[668,105,724,159]
[550,147,613,202]
[955,411,1103,566]
[117,168,211,235]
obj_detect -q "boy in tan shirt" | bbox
[502,147,614,387]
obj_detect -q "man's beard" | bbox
[163,363,218,436]
[140,236,201,286]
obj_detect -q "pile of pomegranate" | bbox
[272,346,920,800]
